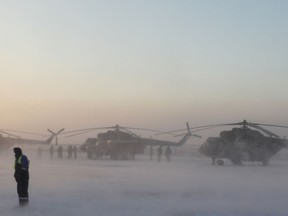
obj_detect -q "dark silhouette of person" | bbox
[157,146,162,162]
[73,146,77,159]
[67,145,73,159]
[149,145,153,160]
[165,146,172,162]
[57,146,63,159]
[13,147,29,206]
[49,145,54,158]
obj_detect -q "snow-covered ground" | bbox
[1,147,288,216]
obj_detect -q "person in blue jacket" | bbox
[13,147,29,206]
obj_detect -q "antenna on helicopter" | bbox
[47,128,65,145]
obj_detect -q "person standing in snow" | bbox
[149,145,153,160]
[49,145,54,158]
[165,146,172,162]
[13,147,30,206]
[157,146,162,162]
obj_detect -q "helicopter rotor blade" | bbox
[62,125,178,139]
[63,127,118,138]
[62,125,143,138]
[119,126,171,134]
[64,130,96,138]
[0,129,46,137]
[57,128,65,134]
[61,126,116,135]
[252,123,288,129]
[47,129,56,135]
[174,133,201,138]
[118,127,139,137]
[172,126,217,137]
[154,122,246,136]
[0,130,21,138]
[155,120,286,139]
[120,121,248,137]
[248,123,280,137]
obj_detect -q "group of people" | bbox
[149,145,172,162]
[49,145,78,159]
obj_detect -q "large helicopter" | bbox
[62,123,200,160]
[0,129,55,152]
[160,120,288,166]
[191,120,287,166]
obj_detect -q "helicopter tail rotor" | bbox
[47,128,65,145]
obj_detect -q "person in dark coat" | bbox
[149,145,153,161]
[157,146,163,162]
[165,146,172,162]
[49,145,54,158]
[67,145,73,159]
[13,147,29,206]
[57,146,63,159]
[73,145,77,159]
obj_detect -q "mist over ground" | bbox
[1,146,288,216]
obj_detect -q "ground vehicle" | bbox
[196,120,288,166]
[64,123,197,160]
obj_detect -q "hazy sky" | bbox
[1,0,288,141]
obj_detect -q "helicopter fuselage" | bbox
[199,127,286,166]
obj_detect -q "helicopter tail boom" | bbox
[148,122,192,147]
[45,135,55,144]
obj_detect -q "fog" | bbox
[1,147,288,216]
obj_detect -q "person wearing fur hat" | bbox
[13,147,29,206]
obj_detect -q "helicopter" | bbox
[189,120,288,166]
[0,129,55,152]
[62,123,200,160]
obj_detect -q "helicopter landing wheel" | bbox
[262,158,269,166]
[216,159,224,166]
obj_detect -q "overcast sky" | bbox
[1,0,288,141]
